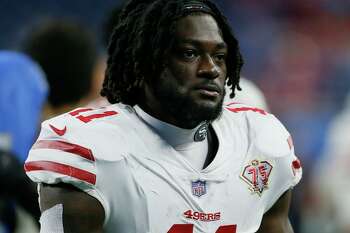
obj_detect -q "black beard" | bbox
[152,80,224,129]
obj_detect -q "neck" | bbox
[139,86,201,128]
[134,105,208,147]
[138,102,179,127]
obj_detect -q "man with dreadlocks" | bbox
[24,0,302,232]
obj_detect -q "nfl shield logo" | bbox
[191,180,206,197]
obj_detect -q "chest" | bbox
[101,146,271,233]
[99,116,273,232]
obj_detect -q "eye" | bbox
[214,53,227,63]
[182,49,198,60]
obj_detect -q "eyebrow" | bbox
[177,39,227,50]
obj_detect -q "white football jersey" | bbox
[25,103,302,233]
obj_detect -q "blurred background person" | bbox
[0,51,47,233]
[85,3,123,108]
[21,20,99,119]
[310,92,350,233]
[0,51,47,163]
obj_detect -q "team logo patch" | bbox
[191,180,206,197]
[194,122,209,142]
[240,160,273,196]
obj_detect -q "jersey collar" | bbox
[133,105,208,147]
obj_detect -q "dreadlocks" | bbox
[101,0,243,105]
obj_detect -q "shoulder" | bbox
[222,103,302,210]
[43,103,135,142]
[33,103,139,160]
[43,103,131,129]
[24,103,138,185]
[24,104,139,220]
[224,78,268,110]
[222,102,290,158]
[221,103,302,211]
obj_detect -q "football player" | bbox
[25,0,302,232]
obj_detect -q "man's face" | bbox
[144,14,228,128]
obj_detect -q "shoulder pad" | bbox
[225,103,290,158]
[251,114,291,159]
[24,104,133,186]
[40,104,132,141]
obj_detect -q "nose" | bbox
[197,55,220,79]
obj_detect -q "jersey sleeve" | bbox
[239,107,302,212]
[263,137,302,212]
[24,109,111,223]
[257,114,302,212]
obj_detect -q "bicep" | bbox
[257,189,294,233]
[39,183,104,233]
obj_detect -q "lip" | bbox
[196,89,220,97]
[194,84,221,96]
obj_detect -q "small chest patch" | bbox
[191,180,207,197]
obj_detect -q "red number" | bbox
[258,165,268,183]
[184,210,193,219]
[69,108,93,116]
[167,224,237,233]
[226,107,267,115]
[217,225,237,233]
[69,108,118,123]
[168,224,193,233]
[248,167,258,186]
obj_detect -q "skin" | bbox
[39,183,104,233]
[140,14,227,129]
[39,14,294,233]
[257,190,294,233]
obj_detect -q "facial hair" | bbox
[152,77,225,129]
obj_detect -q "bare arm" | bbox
[257,189,294,233]
[39,183,104,233]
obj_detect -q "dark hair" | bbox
[23,20,98,107]
[101,0,243,105]
[102,4,124,48]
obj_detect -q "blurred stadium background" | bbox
[1,0,350,232]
